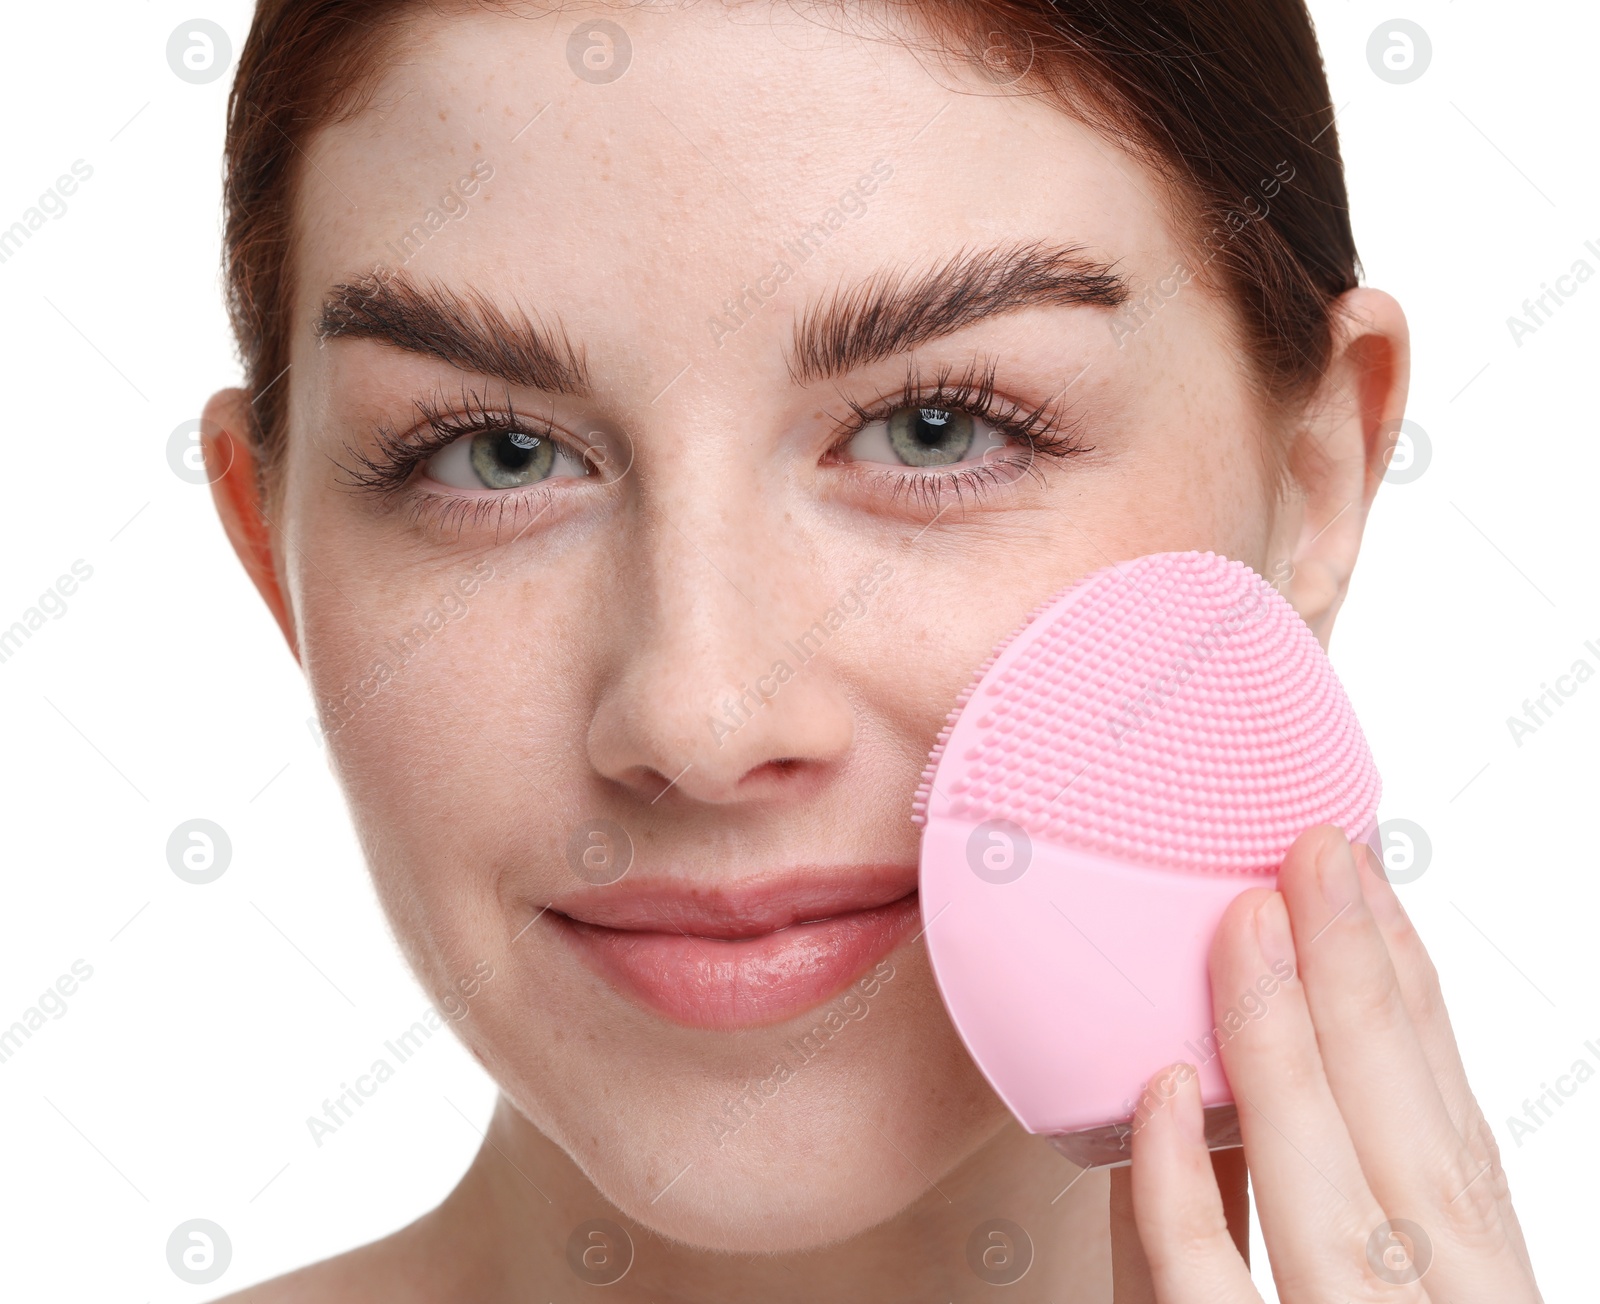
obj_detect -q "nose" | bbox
[586,497,856,805]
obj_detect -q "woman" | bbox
[201,0,1543,1298]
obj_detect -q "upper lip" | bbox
[550,863,919,939]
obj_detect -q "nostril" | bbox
[608,765,678,801]
[734,756,807,789]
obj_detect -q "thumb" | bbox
[1111,1165,1159,1303]
[1112,1146,1251,1301]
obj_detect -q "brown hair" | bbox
[223,0,1359,502]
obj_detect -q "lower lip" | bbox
[551,893,920,1030]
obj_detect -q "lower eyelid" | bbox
[841,450,1039,492]
[399,482,565,540]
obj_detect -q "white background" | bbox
[0,2,1594,1299]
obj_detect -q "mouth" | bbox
[546,864,920,1030]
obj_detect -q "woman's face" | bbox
[248,2,1328,1252]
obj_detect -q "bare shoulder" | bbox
[208,1214,451,1303]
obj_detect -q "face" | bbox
[239,1,1336,1253]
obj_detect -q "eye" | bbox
[842,405,1010,469]
[423,429,591,490]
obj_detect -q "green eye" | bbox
[469,430,555,488]
[885,407,976,466]
[425,427,590,490]
[844,405,1007,469]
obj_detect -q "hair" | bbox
[222,0,1360,503]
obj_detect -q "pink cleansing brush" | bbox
[913,550,1381,1167]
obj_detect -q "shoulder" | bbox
[207,1217,446,1303]
[207,1166,509,1301]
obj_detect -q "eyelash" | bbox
[829,356,1092,510]
[335,383,563,492]
[334,382,582,537]
[335,358,1093,536]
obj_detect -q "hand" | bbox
[1126,823,1543,1302]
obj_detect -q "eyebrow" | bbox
[787,241,1128,386]
[316,271,591,396]
[314,241,1126,397]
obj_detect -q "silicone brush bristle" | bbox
[910,551,1380,873]
[911,585,1068,826]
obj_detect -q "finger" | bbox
[1351,840,1477,1134]
[1352,839,1539,1279]
[1110,1166,1158,1304]
[1208,887,1412,1301]
[1284,826,1534,1300]
[1128,1062,1259,1304]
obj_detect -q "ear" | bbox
[1272,287,1410,647]
[201,386,301,663]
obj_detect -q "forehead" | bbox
[293,4,1181,370]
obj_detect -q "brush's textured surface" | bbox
[912,551,1380,874]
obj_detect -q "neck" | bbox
[407,1092,1246,1302]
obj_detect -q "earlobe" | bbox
[1276,287,1411,647]
[201,387,300,663]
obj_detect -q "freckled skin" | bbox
[204,4,1406,1301]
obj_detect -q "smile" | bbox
[546,865,920,1030]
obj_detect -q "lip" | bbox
[547,864,919,1030]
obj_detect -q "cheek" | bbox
[1100,429,1275,565]
[847,447,1273,775]
[295,549,592,926]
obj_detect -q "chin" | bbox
[497,970,1011,1254]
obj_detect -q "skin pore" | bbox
[202,4,1410,1300]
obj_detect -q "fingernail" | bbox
[1319,829,1359,914]
[1255,891,1295,972]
